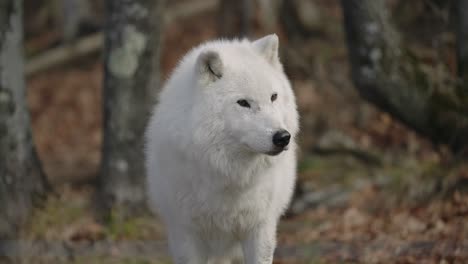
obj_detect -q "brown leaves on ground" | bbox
[64,218,106,244]
[278,190,468,263]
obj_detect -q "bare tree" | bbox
[341,0,468,153]
[0,0,48,252]
[99,0,165,216]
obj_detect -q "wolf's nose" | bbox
[273,130,291,148]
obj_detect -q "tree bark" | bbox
[218,0,251,38]
[0,0,48,254]
[341,0,468,153]
[99,0,165,216]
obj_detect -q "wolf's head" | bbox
[189,34,299,158]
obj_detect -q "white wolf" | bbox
[145,34,299,264]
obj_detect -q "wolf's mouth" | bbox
[266,147,288,156]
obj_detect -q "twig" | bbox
[25,33,102,76]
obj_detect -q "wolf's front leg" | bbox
[241,222,276,264]
[167,226,206,264]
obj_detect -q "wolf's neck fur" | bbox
[184,137,275,189]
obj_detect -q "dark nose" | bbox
[272,130,291,148]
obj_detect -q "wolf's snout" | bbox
[272,130,291,148]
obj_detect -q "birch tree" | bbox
[0,0,48,248]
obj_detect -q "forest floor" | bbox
[21,1,468,263]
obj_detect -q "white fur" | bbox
[145,34,299,264]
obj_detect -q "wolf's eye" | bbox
[237,99,250,108]
[271,93,278,102]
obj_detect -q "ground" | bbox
[22,0,468,263]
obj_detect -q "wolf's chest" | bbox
[190,185,273,236]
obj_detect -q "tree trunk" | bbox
[218,0,251,38]
[99,0,165,216]
[340,0,468,153]
[0,0,48,254]
[455,0,468,94]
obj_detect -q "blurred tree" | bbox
[99,0,165,217]
[60,0,92,42]
[218,0,251,38]
[455,0,468,93]
[280,0,322,41]
[341,0,468,154]
[0,0,48,255]
[23,0,103,42]
[257,0,282,32]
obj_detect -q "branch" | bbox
[25,33,102,76]
[25,0,218,76]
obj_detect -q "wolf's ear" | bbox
[196,50,223,81]
[252,34,280,66]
